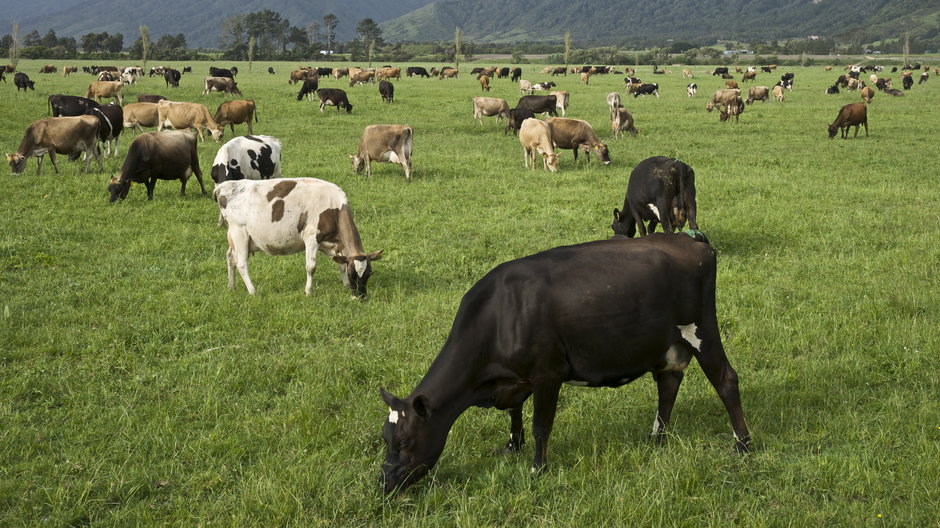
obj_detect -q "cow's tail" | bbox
[47,96,52,116]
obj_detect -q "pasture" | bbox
[1,58,938,526]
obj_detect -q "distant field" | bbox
[1,58,938,526]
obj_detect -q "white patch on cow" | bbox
[388,409,399,424]
[388,150,401,164]
[679,323,701,351]
[648,204,661,221]
[651,413,664,436]
[354,259,368,276]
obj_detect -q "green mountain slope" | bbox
[380,0,940,47]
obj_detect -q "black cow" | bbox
[760,66,772,73]
[902,75,913,90]
[164,68,181,88]
[48,94,100,117]
[470,67,484,75]
[182,66,192,73]
[515,95,558,117]
[504,108,535,136]
[379,232,751,494]
[267,67,276,75]
[712,67,729,76]
[632,83,659,98]
[510,67,522,82]
[316,88,353,113]
[316,67,333,77]
[0,69,5,83]
[825,84,840,95]
[379,80,394,104]
[14,72,35,91]
[406,66,430,78]
[297,78,319,101]
[497,67,510,79]
[209,67,234,79]
[611,156,698,238]
[137,94,167,103]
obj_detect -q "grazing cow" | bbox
[138,94,167,103]
[745,86,770,104]
[580,72,590,84]
[164,68,181,87]
[706,89,744,122]
[379,231,750,494]
[440,68,458,79]
[551,67,567,76]
[203,76,242,96]
[902,75,914,90]
[884,88,904,97]
[780,72,795,89]
[515,95,558,117]
[510,67,522,82]
[712,67,729,76]
[860,85,874,104]
[317,88,353,113]
[38,64,57,73]
[62,66,77,76]
[85,81,124,104]
[611,107,638,139]
[6,116,101,175]
[549,90,569,117]
[682,68,694,78]
[825,84,840,95]
[122,102,160,133]
[478,74,490,92]
[332,67,349,80]
[772,84,785,102]
[297,78,319,101]
[48,94,100,117]
[215,178,383,298]
[289,68,315,84]
[0,69,4,83]
[315,67,333,77]
[183,66,192,73]
[97,71,118,82]
[875,78,891,91]
[742,71,756,83]
[725,80,739,90]
[532,82,555,91]
[108,131,204,201]
[349,70,375,87]
[473,97,509,125]
[351,124,413,182]
[429,68,440,77]
[828,102,868,139]
[211,135,282,184]
[504,108,535,136]
[213,99,257,135]
[149,66,166,77]
[519,79,533,95]
[14,72,35,91]
[86,103,123,158]
[379,80,395,103]
[632,83,659,98]
[377,67,401,81]
[606,92,621,119]
[406,66,430,78]
[156,100,224,142]
[720,73,734,80]
[611,156,697,237]
[687,83,697,97]
[209,66,234,78]
[121,71,138,85]
[919,72,928,84]
[518,118,559,172]
[267,67,276,75]
[497,67,510,79]
[544,117,611,165]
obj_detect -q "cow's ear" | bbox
[613,208,621,221]
[381,388,404,409]
[368,249,384,261]
[412,395,431,420]
[332,255,348,265]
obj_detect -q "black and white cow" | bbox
[379,232,751,493]
[611,156,698,238]
[210,135,283,184]
[48,94,100,117]
[164,68,181,87]
[317,89,353,113]
[515,95,558,117]
[297,78,319,101]
[214,178,383,298]
[85,103,123,158]
[632,83,659,98]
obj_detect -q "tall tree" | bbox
[454,27,462,71]
[9,23,20,70]
[323,13,338,54]
[564,31,572,72]
[22,30,40,47]
[139,25,150,69]
[306,21,320,47]
[219,13,247,50]
[40,29,58,48]
[356,18,383,47]
[248,35,256,70]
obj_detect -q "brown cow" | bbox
[611,107,638,139]
[518,118,559,172]
[203,76,242,96]
[377,67,401,80]
[332,68,349,80]
[288,68,316,84]
[62,66,78,76]
[157,100,223,142]
[123,102,160,133]
[745,86,770,104]
[471,97,510,125]
[544,117,611,164]
[39,64,57,73]
[725,80,739,90]
[828,102,868,139]
[108,131,205,201]
[349,71,375,87]
[479,74,490,92]
[351,124,413,182]
[6,116,101,175]
[440,68,458,79]
[85,81,124,105]
[742,71,757,82]
[706,89,744,122]
[214,100,257,135]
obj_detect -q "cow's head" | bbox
[591,142,611,164]
[210,126,224,142]
[350,154,364,174]
[827,123,839,139]
[379,388,448,494]
[6,153,27,174]
[333,250,383,300]
[108,176,130,202]
[344,103,353,114]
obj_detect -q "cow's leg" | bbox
[88,141,102,172]
[650,371,684,444]
[523,147,530,169]
[146,178,157,200]
[694,324,751,453]
[531,381,562,472]
[501,406,525,453]
[227,228,255,294]
[303,238,320,296]
[47,152,59,174]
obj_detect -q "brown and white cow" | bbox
[351,124,413,182]
[612,107,638,139]
[213,99,257,135]
[62,66,78,76]
[471,97,510,125]
[549,90,569,117]
[156,100,224,142]
[107,130,204,202]
[518,118,559,172]
[203,76,242,96]
[6,116,101,175]
[544,117,611,164]
[745,86,770,104]
[85,81,124,105]
[39,64,57,73]
[214,178,383,298]
[123,102,160,133]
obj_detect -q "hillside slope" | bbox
[380,0,939,46]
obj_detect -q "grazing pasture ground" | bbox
[1,59,938,526]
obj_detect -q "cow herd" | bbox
[2,58,934,495]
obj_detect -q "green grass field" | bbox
[1,58,938,526]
